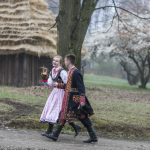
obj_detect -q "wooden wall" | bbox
[0,53,52,87]
[38,56,53,85]
[0,55,20,86]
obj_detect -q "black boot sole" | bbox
[41,133,46,136]
[45,134,58,141]
[47,136,57,141]
[83,139,98,143]
[41,132,52,136]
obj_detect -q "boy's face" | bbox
[64,57,69,69]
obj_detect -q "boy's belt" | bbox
[70,88,79,92]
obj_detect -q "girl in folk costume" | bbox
[40,55,81,137]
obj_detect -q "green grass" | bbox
[0,75,150,139]
[0,86,46,106]
[0,102,16,112]
[84,74,150,93]
[83,74,150,138]
[90,100,150,128]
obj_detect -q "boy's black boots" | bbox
[83,125,98,143]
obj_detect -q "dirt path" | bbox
[0,126,150,150]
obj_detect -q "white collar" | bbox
[53,66,62,71]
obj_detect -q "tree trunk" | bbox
[139,81,147,89]
[139,71,150,89]
[129,54,150,89]
[57,0,99,70]
[57,0,72,62]
[119,61,139,85]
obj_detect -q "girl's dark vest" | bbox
[50,68,64,83]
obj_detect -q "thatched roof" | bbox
[82,45,88,56]
[0,0,87,57]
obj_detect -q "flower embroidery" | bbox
[72,95,80,103]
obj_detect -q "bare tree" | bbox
[49,0,150,70]
[84,0,150,88]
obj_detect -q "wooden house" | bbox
[0,0,88,87]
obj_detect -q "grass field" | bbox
[85,74,150,139]
[84,74,150,93]
[0,86,46,106]
[0,74,150,140]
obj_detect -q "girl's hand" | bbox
[44,84,48,88]
[53,82,58,87]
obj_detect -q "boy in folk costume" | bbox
[45,54,98,143]
[39,55,81,137]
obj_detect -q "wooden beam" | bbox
[0,56,2,85]
[26,55,30,86]
[8,55,12,86]
[29,55,32,86]
[23,54,27,87]
[1,56,5,85]
[32,56,34,86]
[4,56,8,86]
[18,54,23,87]
[11,55,15,86]
[35,56,38,85]
[14,55,19,87]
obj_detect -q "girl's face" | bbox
[52,57,61,68]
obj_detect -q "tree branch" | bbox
[102,15,117,33]
[112,0,120,30]
[128,52,142,74]
[48,7,59,8]
[49,0,59,6]
[48,21,57,30]
[95,6,150,19]
[120,61,135,77]
[48,15,59,31]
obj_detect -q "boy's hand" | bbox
[80,102,85,107]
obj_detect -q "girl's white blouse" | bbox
[47,69,67,89]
